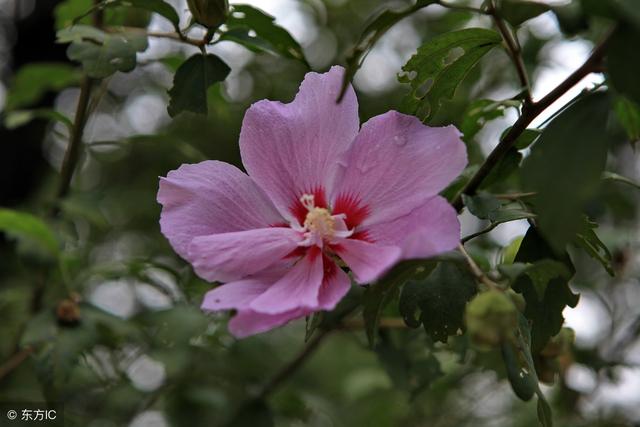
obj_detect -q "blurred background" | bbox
[0,0,639,426]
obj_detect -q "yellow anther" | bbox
[304,207,335,237]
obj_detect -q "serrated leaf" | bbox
[513,227,579,352]
[339,0,437,100]
[399,28,501,122]
[522,92,616,252]
[6,63,81,110]
[363,260,435,347]
[498,0,551,26]
[54,0,92,30]
[399,261,477,343]
[0,209,60,258]
[220,4,308,66]
[59,26,149,78]
[167,53,230,117]
[574,216,614,276]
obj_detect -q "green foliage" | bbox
[512,227,579,352]
[608,25,640,106]
[339,0,436,100]
[219,5,308,67]
[188,0,229,29]
[574,215,613,276]
[3,109,73,131]
[0,209,59,258]
[399,28,502,122]
[98,0,181,31]
[362,261,435,347]
[58,26,149,78]
[612,96,640,142]
[167,54,231,117]
[498,0,551,27]
[522,92,615,252]
[54,0,92,30]
[5,63,81,111]
[399,259,477,343]
[465,290,518,350]
[462,192,535,231]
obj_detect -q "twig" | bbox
[461,222,499,244]
[452,28,614,211]
[487,0,531,102]
[257,329,331,399]
[105,27,207,48]
[55,77,94,204]
[458,244,502,291]
[0,347,34,381]
[436,0,489,15]
[493,191,537,200]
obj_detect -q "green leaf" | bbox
[502,127,541,149]
[574,216,614,276]
[462,193,502,219]
[58,26,149,78]
[536,391,553,427]
[0,209,60,258]
[167,53,231,117]
[460,99,514,143]
[399,261,477,343]
[105,0,180,31]
[608,25,640,105]
[4,109,73,131]
[399,28,502,122]
[54,0,92,30]
[339,0,437,100]
[522,92,615,252]
[220,4,308,66]
[501,314,537,401]
[363,260,435,347]
[498,0,551,26]
[304,312,323,342]
[612,95,640,143]
[513,227,579,352]
[6,63,81,110]
[602,171,640,190]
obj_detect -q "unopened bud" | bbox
[187,0,229,29]
[56,298,81,326]
[465,290,518,350]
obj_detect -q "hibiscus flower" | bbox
[158,66,467,337]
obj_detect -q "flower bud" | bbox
[187,0,229,29]
[465,290,518,351]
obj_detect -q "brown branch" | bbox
[488,0,531,103]
[458,244,502,291]
[0,347,34,381]
[452,28,614,211]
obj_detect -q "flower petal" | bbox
[188,227,303,282]
[158,161,282,259]
[363,196,461,259]
[334,239,401,284]
[239,66,359,222]
[332,111,466,227]
[228,308,310,338]
[201,278,271,311]
[318,258,351,310]
[250,248,324,314]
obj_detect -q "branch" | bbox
[452,28,614,211]
[0,347,34,381]
[105,27,207,48]
[458,244,502,291]
[487,0,531,102]
[257,329,331,399]
[55,77,94,203]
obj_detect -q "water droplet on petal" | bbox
[393,134,407,147]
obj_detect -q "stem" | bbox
[0,347,34,381]
[452,28,613,211]
[488,0,531,102]
[105,27,207,48]
[257,329,331,399]
[55,77,94,203]
[458,244,502,291]
[436,0,489,15]
[461,222,499,244]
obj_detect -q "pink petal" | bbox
[332,111,466,227]
[317,258,351,310]
[201,278,270,311]
[228,308,310,338]
[334,239,402,284]
[239,66,359,222]
[250,248,324,314]
[158,161,282,259]
[363,196,461,259]
[188,227,303,282]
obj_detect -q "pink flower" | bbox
[157,66,467,338]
